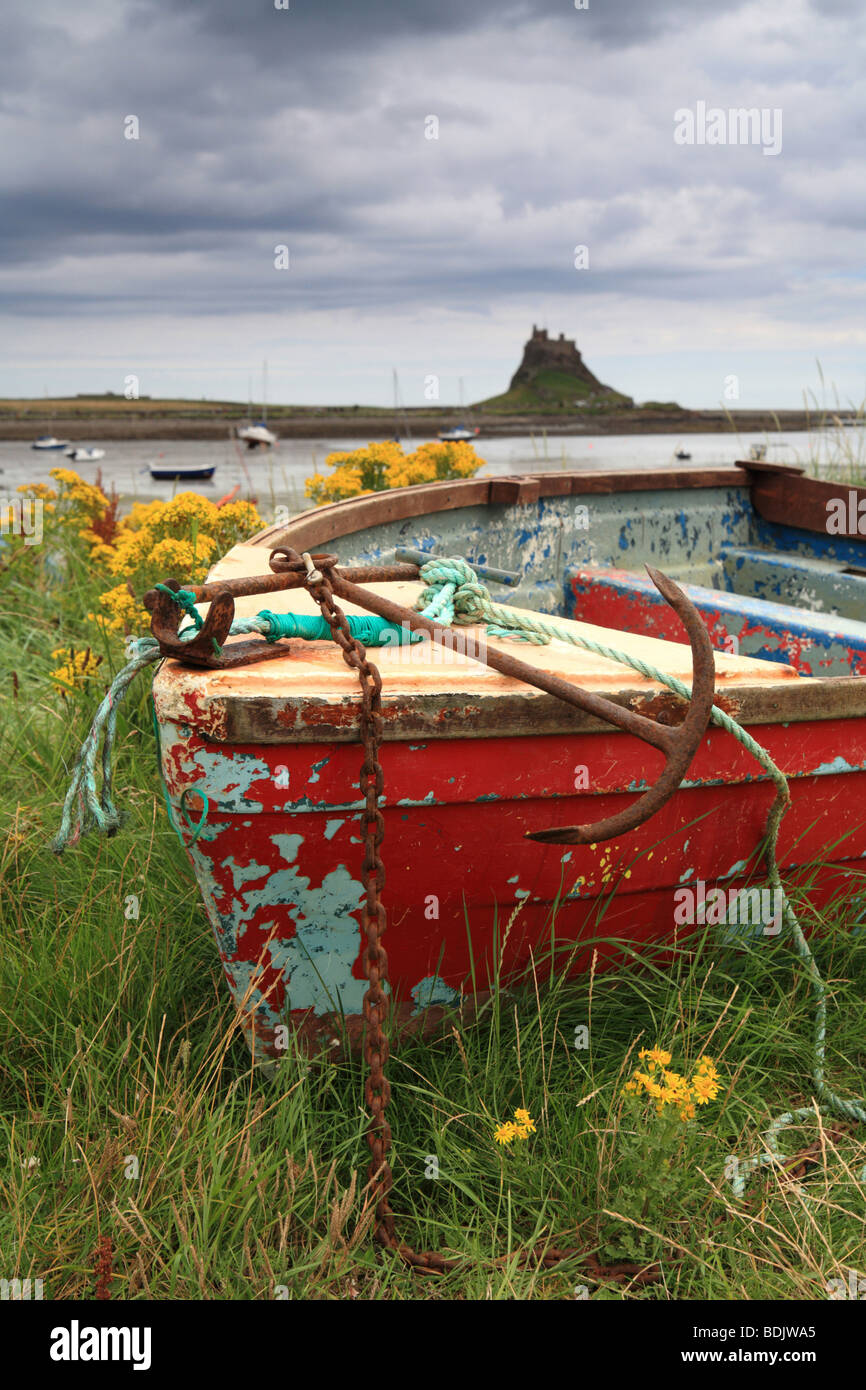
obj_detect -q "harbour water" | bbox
[1,428,859,514]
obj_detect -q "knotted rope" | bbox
[416,557,866,1190]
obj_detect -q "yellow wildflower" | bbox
[17,482,57,502]
[305,439,485,504]
[494,1122,518,1146]
[50,645,103,693]
[638,1047,672,1069]
[691,1073,720,1104]
[98,584,149,635]
[48,468,108,522]
[513,1108,536,1136]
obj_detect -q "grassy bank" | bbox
[1,492,865,1300]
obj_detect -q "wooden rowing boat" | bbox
[149,461,866,1054]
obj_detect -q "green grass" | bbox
[2,528,866,1300]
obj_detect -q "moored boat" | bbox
[149,462,216,481]
[236,423,278,449]
[147,461,866,1054]
[65,446,106,462]
[32,435,70,451]
[437,425,480,441]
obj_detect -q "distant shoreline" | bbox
[0,406,827,442]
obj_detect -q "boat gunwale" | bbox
[153,665,866,744]
[249,465,768,553]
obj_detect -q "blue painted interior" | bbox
[318,483,866,675]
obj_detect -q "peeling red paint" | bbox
[154,709,866,1054]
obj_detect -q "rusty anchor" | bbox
[144,549,715,844]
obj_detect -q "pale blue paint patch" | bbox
[324,818,345,840]
[507,874,519,883]
[678,867,695,882]
[810,754,859,776]
[166,731,273,813]
[222,854,273,894]
[308,756,330,784]
[515,888,530,899]
[724,859,748,878]
[411,975,460,1015]
[396,791,439,806]
[561,851,573,862]
[261,834,368,1016]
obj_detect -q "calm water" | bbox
[1,429,858,514]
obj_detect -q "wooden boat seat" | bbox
[718,544,866,620]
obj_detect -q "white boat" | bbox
[236,423,278,449]
[437,425,480,442]
[237,360,278,448]
[65,446,106,462]
[32,436,70,451]
[437,379,479,442]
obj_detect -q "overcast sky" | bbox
[1,0,863,408]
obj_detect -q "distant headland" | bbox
[0,327,828,440]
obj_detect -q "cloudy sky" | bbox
[2,0,863,408]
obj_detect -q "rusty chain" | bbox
[301,551,704,1280]
[303,556,459,1272]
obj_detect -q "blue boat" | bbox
[149,463,216,482]
[258,458,866,678]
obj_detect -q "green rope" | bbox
[253,610,424,647]
[52,637,164,852]
[416,556,866,1192]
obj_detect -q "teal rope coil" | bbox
[416,556,866,1191]
[52,637,164,852]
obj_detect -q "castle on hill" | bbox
[507,325,630,404]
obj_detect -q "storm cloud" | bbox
[0,0,863,406]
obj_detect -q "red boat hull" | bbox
[156,707,866,1055]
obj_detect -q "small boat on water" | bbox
[65,446,106,463]
[149,460,866,1053]
[236,423,278,450]
[32,436,69,451]
[674,447,692,460]
[438,425,480,442]
[149,462,216,482]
